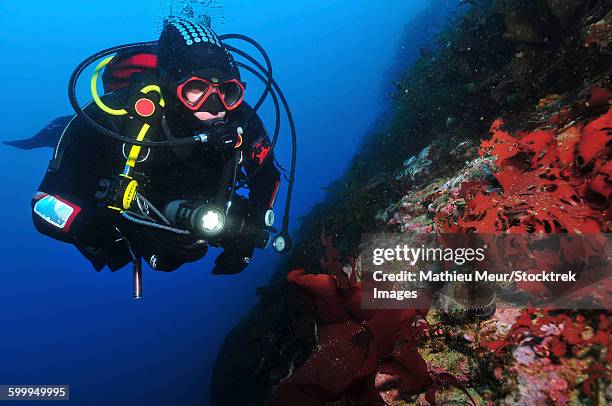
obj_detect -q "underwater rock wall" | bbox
[211,1,611,404]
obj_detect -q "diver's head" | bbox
[157,17,244,131]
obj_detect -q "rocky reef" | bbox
[211,1,611,404]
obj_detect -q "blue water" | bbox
[0,1,433,404]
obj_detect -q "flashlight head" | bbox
[196,206,226,236]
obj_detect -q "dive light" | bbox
[164,200,226,238]
[199,207,226,235]
[164,198,272,249]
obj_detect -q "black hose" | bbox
[227,149,240,212]
[215,152,239,207]
[224,61,281,212]
[219,34,274,129]
[67,39,275,148]
[228,48,297,234]
[68,41,184,147]
[211,35,279,215]
[234,62,281,183]
[67,41,197,147]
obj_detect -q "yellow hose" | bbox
[90,56,128,116]
[125,123,151,168]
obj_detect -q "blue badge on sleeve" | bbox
[34,195,75,229]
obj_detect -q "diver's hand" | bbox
[148,229,208,262]
[206,124,243,152]
[121,223,208,272]
[212,239,255,275]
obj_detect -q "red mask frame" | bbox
[176,77,245,111]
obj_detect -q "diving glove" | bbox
[120,221,208,272]
[211,239,255,275]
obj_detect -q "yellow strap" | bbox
[91,56,128,116]
[126,123,151,167]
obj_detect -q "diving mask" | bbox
[176,76,245,112]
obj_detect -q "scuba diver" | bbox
[6,17,296,295]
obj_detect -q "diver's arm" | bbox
[246,150,281,215]
[31,99,122,247]
[243,118,281,217]
[212,154,280,275]
[211,115,280,275]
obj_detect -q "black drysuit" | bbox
[32,89,280,273]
